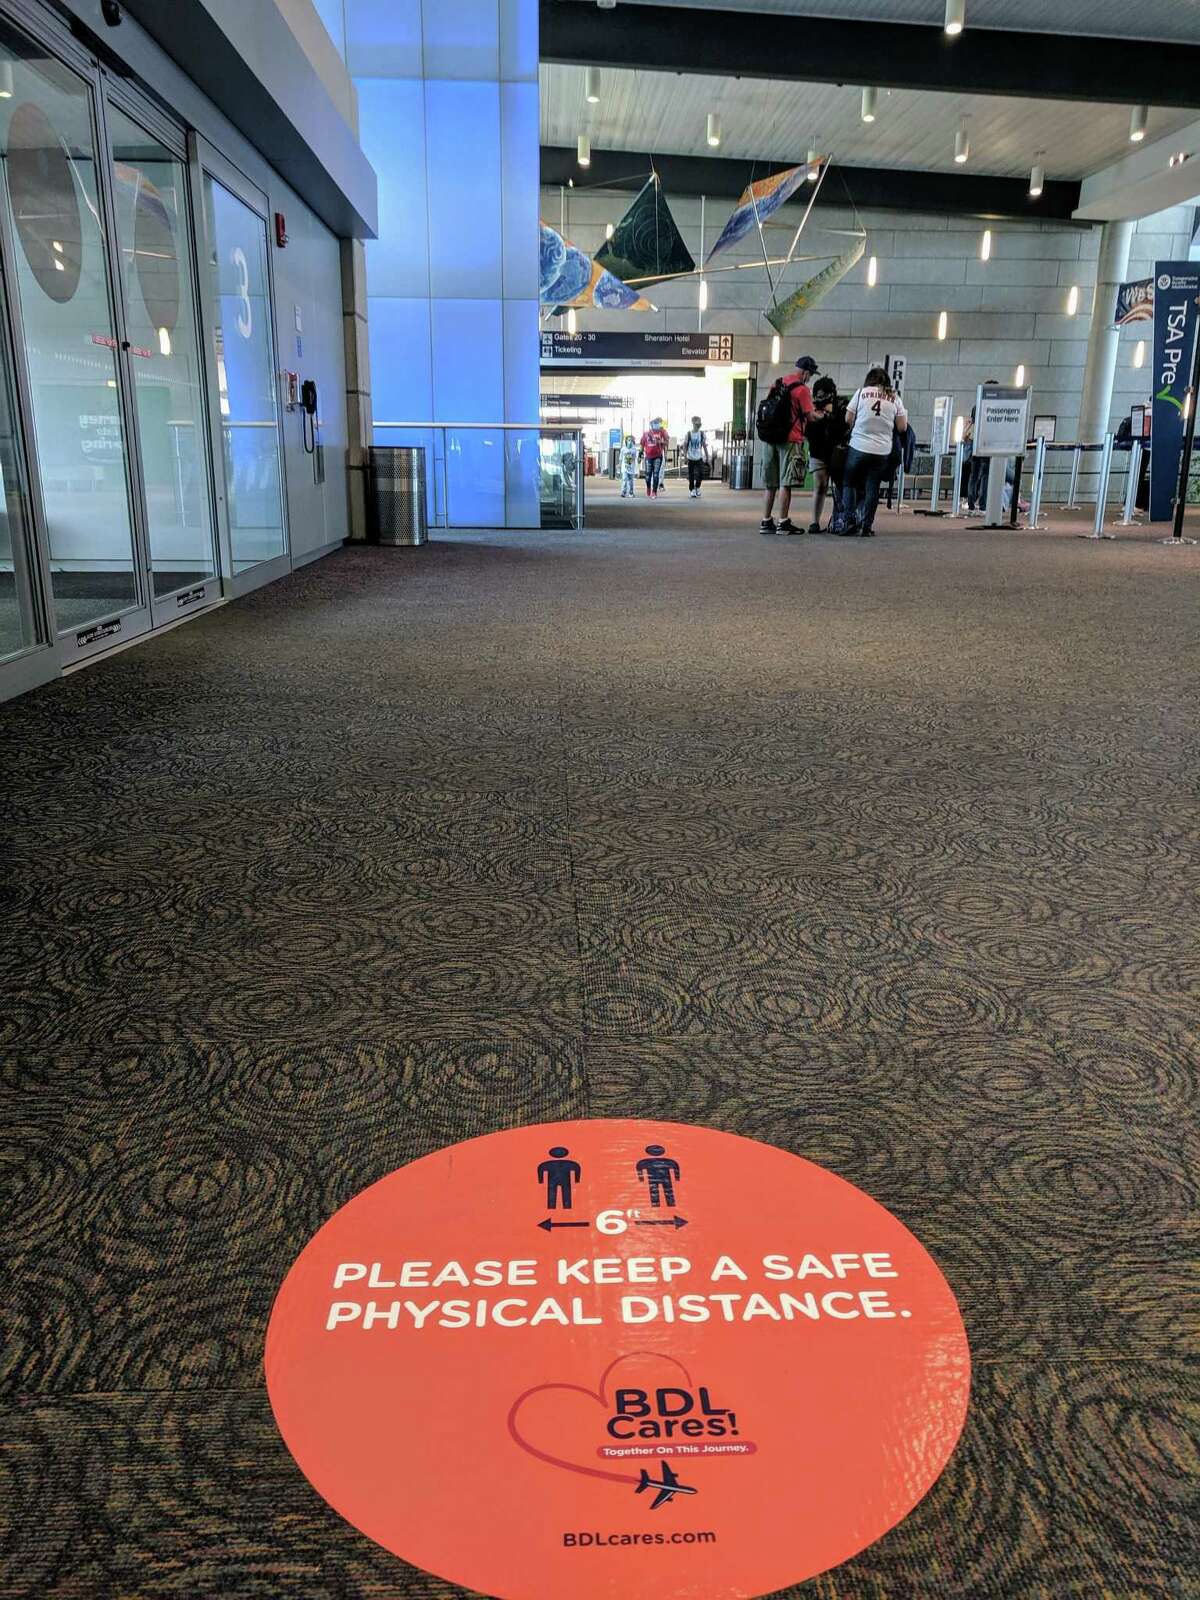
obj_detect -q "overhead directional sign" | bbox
[266,1120,970,1599]
[541,331,734,367]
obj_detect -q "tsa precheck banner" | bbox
[1151,261,1200,521]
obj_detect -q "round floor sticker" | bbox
[266,1120,969,1598]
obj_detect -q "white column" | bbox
[1078,219,1135,442]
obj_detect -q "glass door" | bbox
[192,140,288,586]
[0,267,45,672]
[0,16,151,657]
[104,95,219,625]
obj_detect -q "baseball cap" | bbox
[795,355,819,373]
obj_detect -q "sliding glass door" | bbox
[0,17,149,651]
[193,141,288,583]
[105,97,218,619]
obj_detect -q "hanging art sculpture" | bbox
[594,173,694,288]
[765,233,867,332]
[539,220,651,311]
[705,163,812,263]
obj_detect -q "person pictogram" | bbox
[537,1146,581,1210]
[636,1145,681,1207]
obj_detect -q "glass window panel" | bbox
[107,103,216,598]
[202,174,286,571]
[0,23,140,631]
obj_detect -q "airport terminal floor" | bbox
[3,495,1198,1596]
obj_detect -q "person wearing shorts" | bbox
[760,356,816,535]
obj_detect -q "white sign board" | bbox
[1032,414,1057,442]
[974,385,1031,458]
[930,395,954,456]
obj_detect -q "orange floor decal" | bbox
[266,1119,970,1598]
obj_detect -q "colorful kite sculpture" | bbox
[539,221,650,310]
[594,175,694,288]
[706,164,811,263]
[765,234,866,333]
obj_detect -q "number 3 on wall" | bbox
[231,246,252,339]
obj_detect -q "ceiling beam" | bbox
[541,146,1083,222]
[541,1,1200,110]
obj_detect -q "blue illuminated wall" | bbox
[342,0,540,527]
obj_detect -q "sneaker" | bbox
[860,527,875,537]
[777,518,799,535]
[806,522,821,535]
[759,518,777,535]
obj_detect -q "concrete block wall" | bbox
[547,186,1194,443]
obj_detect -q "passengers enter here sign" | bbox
[265,1120,970,1599]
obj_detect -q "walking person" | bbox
[640,417,669,498]
[619,434,638,497]
[964,383,997,511]
[805,376,848,533]
[758,355,817,534]
[842,366,908,537]
[684,416,710,498]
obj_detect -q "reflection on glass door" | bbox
[0,272,41,663]
[0,22,141,634]
[202,173,286,572]
[106,102,216,600]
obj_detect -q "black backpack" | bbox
[756,380,795,444]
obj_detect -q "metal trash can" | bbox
[729,451,754,490]
[369,446,428,545]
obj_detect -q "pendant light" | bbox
[806,148,820,181]
[1130,105,1148,143]
[954,120,970,164]
[861,87,877,124]
[585,68,601,104]
[1029,160,1045,198]
[944,0,965,35]
[706,112,722,148]
[0,61,13,99]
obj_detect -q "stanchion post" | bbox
[1028,436,1047,528]
[929,453,942,513]
[1066,444,1082,508]
[1120,440,1142,525]
[951,440,965,513]
[1081,433,1116,539]
[1009,454,1025,527]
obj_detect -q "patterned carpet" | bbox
[1,494,1197,1597]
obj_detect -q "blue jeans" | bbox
[842,447,889,533]
[644,455,663,492]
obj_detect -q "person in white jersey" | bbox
[842,366,908,537]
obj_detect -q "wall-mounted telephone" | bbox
[299,377,322,483]
[301,379,318,416]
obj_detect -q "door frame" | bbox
[189,132,292,600]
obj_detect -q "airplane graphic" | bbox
[635,1462,698,1510]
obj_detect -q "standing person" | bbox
[619,433,638,497]
[805,376,847,533]
[965,382,997,511]
[759,355,817,535]
[684,416,710,498]
[640,417,669,498]
[842,365,908,537]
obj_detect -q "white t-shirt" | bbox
[685,429,708,460]
[848,386,907,456]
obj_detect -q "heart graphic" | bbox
[507,1351,695,1486]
